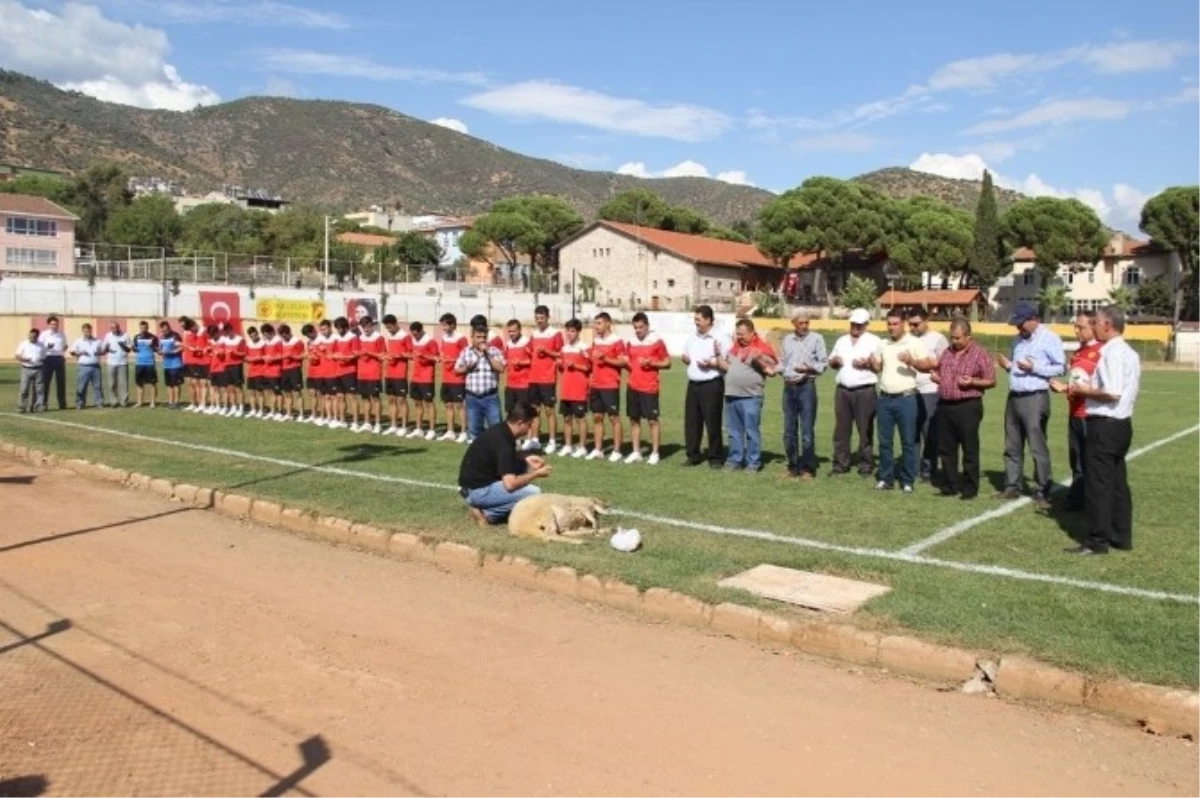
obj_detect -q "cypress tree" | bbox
[968,170,1005,294]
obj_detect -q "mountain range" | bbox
[0,70,1021,223]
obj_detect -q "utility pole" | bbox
[323,215,330,296]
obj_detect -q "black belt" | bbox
[939,396,981,405]
[467,388,498,398]
[837,384,874,392]
[879,390,915,398]
[1009,390,1047,397]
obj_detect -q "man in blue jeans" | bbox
[718,318,778,473]
[776,311,827,479]
[69,323,105,409]
[458,401,552,525]
[455,325,507,442]
[868,308,935,493]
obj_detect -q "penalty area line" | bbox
[900,423,1200,556]
[1,413,1196,606]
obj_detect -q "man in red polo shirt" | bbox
[220,322,247,417]
[382,314,412,435]
[920,317,997,500]
[557,319,591,458]
[204,324,225,415]
[438,313,469,443]
[717,318,777,473]
[355,316,386,434]
[1050,310,1103,511]
[587,311,627,462]
[180,317,210,413]
[407,321,439,440]
[261,323,285,420]
[503,319,532,417]
[329,316,359,430]
[244,325,267,417]
[526,305,563,452]
[623,311,671,464]
[279,324,307,421]
[309,320,334,426]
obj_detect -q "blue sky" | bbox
[2,0,1197,230]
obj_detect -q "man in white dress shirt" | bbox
[680,304,732,468]
[70,323,105,409]
[1065,305,1141,555]
[37,315,68,410]
[828,308,881,476]
[102,321,132,407]
[14,328,46,412]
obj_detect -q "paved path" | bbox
[0,458,1195,796]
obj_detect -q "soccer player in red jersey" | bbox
[310,320,335,426]
[587,311,627,462]
[279,324,307,421]
[557,319,591,458]
[1050,310,1103,511]
[471,314,506,353]
[204,324,226,415]
[329,316,359,429]
[408,321,439,440]
[244,326,267,417]
[382,314,412,436]
[220,322,248,417]
[623,311,671,464]
[438,313,469,442]
[355,316,386,433]
[261,323,285,419]
[526,304,563,452]
[503,319,532,418]
[180,316,210,413]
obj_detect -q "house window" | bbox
[5,247,58,269]
[717,281,723,290]
[5,217,57,237]
[667,279,676,288]
[1066,270,1075,285]
[652,279,658,288]
[704,279,710,288]
[1022,271,1036,286]
[1088,267,1095,284]
[605,248,611,256]
[1124,266,1141,286]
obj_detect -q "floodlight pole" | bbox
[323,215,330,295]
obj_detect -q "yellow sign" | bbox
[255,298,326,323]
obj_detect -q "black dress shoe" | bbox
[937,488,958,497]
[829,469,849,477]
[682,459,703,467]
[1065,545,1107,555]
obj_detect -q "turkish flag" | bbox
[200,290,242,333]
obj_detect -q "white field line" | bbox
[900,423,1200,556]
[2,413,1197,605]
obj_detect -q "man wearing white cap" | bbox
[828,308,880,476]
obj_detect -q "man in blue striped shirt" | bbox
[996,303,1064,508]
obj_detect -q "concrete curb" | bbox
[8,443,1198,739]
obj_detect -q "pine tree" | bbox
[968,170,1006,294]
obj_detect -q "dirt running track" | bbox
[0,457,1195,797]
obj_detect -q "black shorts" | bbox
[626,388,660,421]
[527,382,556,407]
[247,376,263,392]
[559,399,587,418]
[319,377,339,396]
[224,364,244,387]
[210,370,226,388]
[385,378,408,397]
[185,364,209,380]
[589,388,620,415]
[505,387,529,414]
[164,368,185,388]
[281,369,303,393]
[410,382,435,402]
[358,379,382,398]
[263,377,281,395]
[307,376,325,394]
[441,383,465,403]
[134,365,158,386]
[338,373,357,394]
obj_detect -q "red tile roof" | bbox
[0,193,78,220]
[575,221,799,269]
[881,289,982,306]
[337,231,395,247]
[1012,236,1158,263]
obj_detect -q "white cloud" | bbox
[430,117,468,134]
[964,98,1131,134]
[926,51,1077,91]
[257,49,488,85]
[616,161,755,186]
[908,151,1153,230]
[1082,40,1196,73]
[794,132,874,152]
[461,80,730,142]
[113,0,350,29]
[0,0,219,110]
[263,76,298,97]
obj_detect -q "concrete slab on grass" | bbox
[719,564,890,614]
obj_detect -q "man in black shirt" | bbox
[458,401,552,525]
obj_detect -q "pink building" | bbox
[0,194,78,276]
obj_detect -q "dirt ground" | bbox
[0,457,1195,797]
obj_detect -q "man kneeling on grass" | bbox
[457,401,552,526]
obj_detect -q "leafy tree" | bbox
[968,169,1008,293]
[394,230,442,274]
[1135,276,1174,318]
[460,212,539,271]
[837,274,879,312]
[103,195,182,252]
[1107,285,1136,313]
[886,196,973,281]
[263,207,325,256]
[464,196,583,280]
[730,219,756,240]
[178,204,269,254]
[598,187,673,227]
[1000,196,1107,284]
[68,162,132,241]
[704,226,750,243]
[1139,185,1199,322]
[660,205,709,234]
[1036,284,1071,322]
[0,174,75,208]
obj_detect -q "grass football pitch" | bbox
[0,364,1196,687]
